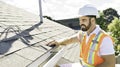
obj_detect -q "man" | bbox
[47,5,115,67]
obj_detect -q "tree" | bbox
[97,8,120,31]
[108,18,120,55]
[103,8,119,24]
[96,12,108,31]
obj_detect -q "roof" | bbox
[0,1,79,67]
[0,1,120,67]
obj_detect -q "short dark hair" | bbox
[86,15,96,19]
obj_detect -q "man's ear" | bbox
[91,18,95,23]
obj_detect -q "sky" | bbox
[2,0,120,20]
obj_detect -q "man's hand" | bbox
[46,34,79,48]
[46,40,59,48]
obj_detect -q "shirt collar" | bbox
[87,25,101,36]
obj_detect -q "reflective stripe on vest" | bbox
[79,30,85,58]
[83,62,94,67]
[87,31,103,64]
[79,30,106,66]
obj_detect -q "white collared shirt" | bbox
[85,25,115,55]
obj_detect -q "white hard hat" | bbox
[78,4,99,18]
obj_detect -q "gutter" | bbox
[27,46,66,67]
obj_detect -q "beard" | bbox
[80,21,91,31]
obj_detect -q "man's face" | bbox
[79,16,92,31]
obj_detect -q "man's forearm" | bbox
[96,62,110,67]
[96,61,115,67]
[57,35,78,45]
[96,54,115,67]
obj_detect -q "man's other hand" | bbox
[46,40,59,48]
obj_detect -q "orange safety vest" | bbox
[78,30,113,67]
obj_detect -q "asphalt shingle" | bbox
[0,53,32,67]
[0,1,78,67]
[1,1,120,67]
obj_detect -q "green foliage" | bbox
[103,8,119,23]
[108,18,120,55]
[103,8,119,19]
[97,8,119,32]
[96,12,108,31]
[108,18,120,44]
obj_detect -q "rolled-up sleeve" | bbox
[99,36,115,55]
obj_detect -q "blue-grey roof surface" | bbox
[0,1,79,67]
